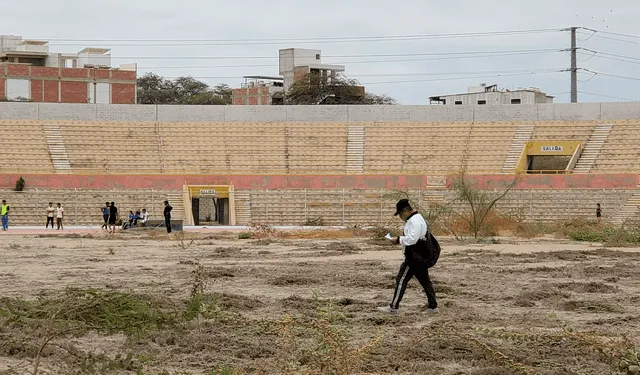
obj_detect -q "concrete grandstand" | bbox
[0,102,639,227]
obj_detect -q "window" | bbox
[455,101,463,105]
[477,100,487,105]
[87,83,110,104]
[511,99,522,104]
[6,79,30,101]
[316,54,321,60]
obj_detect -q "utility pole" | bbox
[570,27,578,103]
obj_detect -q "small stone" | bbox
[619,360,629,370]
[628,365,640,375]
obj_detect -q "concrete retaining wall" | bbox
[2,102,640,122]
[0,174,637,190]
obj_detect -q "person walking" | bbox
[378,199,441,315]
[101,202,110,230]
[55,203,64,230]
[108,201,118,234]
[1,200,9,231]
[163,200,173,234]
[46,202,55,229]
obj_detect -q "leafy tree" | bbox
[284,73,397,105]
[137,73,231,105]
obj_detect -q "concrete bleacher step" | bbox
[501,124,535,173]
[346,125,365,174]
[166,193,185,220]
[42,123,72,174]
[574,123,613,174]
[611,189,640,225]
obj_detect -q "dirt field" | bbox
[1,229,640,375]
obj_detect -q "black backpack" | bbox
[410,231,441,268]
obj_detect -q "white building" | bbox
[278,48,345,91]
[429,84,554,106]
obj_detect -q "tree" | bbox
[284,73,397,105]
[449,170,519,239]
[136,73,231,105]
[363,93,398,105]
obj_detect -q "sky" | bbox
[2,0,639,104]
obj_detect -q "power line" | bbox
[136,50,562,69]
[578,51,640,66]
[360,70,561,85]
[109,48,561,61]
[157,68,562,80]
[578,91,634,101]
[39,28,562,45]
[577,31,640,45]
[582,28,640,40]
[580,68,640,82]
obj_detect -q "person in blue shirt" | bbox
[128,211,135,228]
[101,202,110,230]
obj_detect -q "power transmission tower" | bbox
[570,27,578,103]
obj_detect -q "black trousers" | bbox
[165,216,171,233]
[46,217,54,228]
[390,258,437,310]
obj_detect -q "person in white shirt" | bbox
[141,208,150,226]
[378,199,439,315]
[45,202,55,229]
[55,203,64,230]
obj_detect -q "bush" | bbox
[238,232,253,239]
[304,217,325,226]
[15,177,25,192]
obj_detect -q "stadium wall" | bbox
[0,174,637,190]
[2,102,640,122]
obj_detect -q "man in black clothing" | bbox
[378,199,440,315]
[164,200,173,233]
[108,201,118,234]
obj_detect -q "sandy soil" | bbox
[1,230,639,374]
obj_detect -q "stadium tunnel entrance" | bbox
[186,184,236,226]
[515,141,583,174]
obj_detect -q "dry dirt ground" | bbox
[1,230,640,375]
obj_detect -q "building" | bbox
[231,76,284,105]
[429,84,554,106]
[278,48,345,91]
[232,48,363,105]
[0,35,137,104]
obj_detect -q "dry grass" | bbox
[1,232,640,374]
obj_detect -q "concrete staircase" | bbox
[423,176,447,206]
[611,188,640,225]
[573,123,613,174]
[346,125,365,174]
[42,123,72,173]
[502,124,535,173]
[166,192,186,221]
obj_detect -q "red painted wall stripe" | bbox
[445,174,639,190]
[0,174,637,190]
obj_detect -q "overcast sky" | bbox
[2,0,639,104]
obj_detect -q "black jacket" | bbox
[164,205,173,218]
[404,213,441,268]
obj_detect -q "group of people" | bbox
[45,202,65,230]
[100,200,173,234]
[0,199,174,234]
[101,202,150,233]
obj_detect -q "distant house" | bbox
[429,84,553,106]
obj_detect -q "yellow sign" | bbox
[525,141,581,156]
[188,185,230,198]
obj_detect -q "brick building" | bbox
[231,76,284,105]
[232,48,363,105]
[0,35,136,104]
